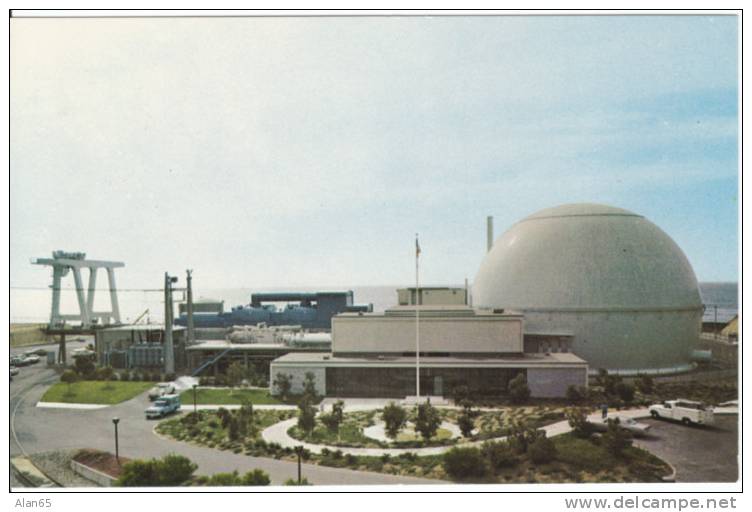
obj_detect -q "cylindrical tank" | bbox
[473,203,703,375]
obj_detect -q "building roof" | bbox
[271,351,587,368]
[337,305,523,319]
[474,203,702,311]
[102,324,186,332]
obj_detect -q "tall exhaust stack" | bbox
[486,215,494,252]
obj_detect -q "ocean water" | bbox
[9,282,738,325]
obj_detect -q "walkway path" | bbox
[260,406,739,457]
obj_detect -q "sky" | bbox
[10,15,739,295]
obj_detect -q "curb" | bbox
[11,456,57,488]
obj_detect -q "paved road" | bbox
[634,415,738,483]
[10,359,440,487]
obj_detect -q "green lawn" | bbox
[178,388,283,405]
[41,381,153,404]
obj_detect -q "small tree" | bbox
[566,384,589,404]
[457,405,476,438]
[637,374,654,394]
[414,401,441,442]
[615,382,635,404]
[273,373,292,401]
[320,402,344,439]
[156,454,198,486]
[226,362,246,392]
[302,372,318,401]
[602,418,633,457]
[452,384,472,407]
[566,407,593,439]
[508,373,531,404]
[297,398,317,436]
[60,369,78,396]
[74,356,95,379]
[382,402,407,439]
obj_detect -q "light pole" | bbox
[112,417,120,463]
[192,383,198,413]
[294,445,304,484]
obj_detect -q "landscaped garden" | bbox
[178,387,284,406]
[41,381,154,405]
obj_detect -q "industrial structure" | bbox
[95,324,187,370]
[270,297,588,398]
[174,291,372,330]
[32,251,124,329]
[473,203,703,375]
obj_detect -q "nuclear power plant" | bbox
[474,203,703,375]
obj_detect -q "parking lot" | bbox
[634,414,738,482]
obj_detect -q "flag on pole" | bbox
[415,236,421,258]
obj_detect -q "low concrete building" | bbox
[397,287,468,306]
[270,304,587,399]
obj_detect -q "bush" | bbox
[566,385,588,404]
[382,402,407,439]
[117,454,197,487]
[481,440,517,470]
[602,419,633,457]
[205,471,242,486]
[508,374,531,404]
[297,399,317,435]
[443,447,488,480]
[457,405,476,438]
[637,374,654,394]
[242,469,271,485]
[284,478,312,485]
[273,373,292,401]
[528,436,557,464]
[452,384,472,406]
[615,382,635,404]
[94,366,114,381]
[60,369,78,385]
[73,357,95,379]
[566,407,594,439]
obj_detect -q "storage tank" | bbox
[473,203,703,375]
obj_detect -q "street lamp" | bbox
[294,445,304,484]
[112,417,120,463]
[192,383,198,413]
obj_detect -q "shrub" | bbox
[284,478,312,485]
[414,402,441,441]
[457,405,476,438]
[452,384,472,406]
[217,408,232,429]
[117,454,196,487]
[60,369,78,385]
[528,436,557,464]
[165,372,177,382]
[566,407,594,439]
[94,366,114,381]
[273,373,292,401]
[566,385,589,404]
[637,374,654,394]
[481,440,517,470]
[205,471,242,486]
[382,402,407,439]
[73,357,95,379]
[602,419,633,457]
[302,372,319,401]
[508,374,531,404]
[297,399,317,435]
[242,469,271,485]
[616,382,636,404]
[443,447,488,480]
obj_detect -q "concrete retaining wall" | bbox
[70,460,116,487]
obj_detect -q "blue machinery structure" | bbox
[175,291,372,330]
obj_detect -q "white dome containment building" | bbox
[473,204,703,375]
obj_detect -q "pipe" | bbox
[486,216,494,252]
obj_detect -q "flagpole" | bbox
[415,234,420,399]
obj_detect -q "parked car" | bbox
[10,367,20,376]
[10,356,32,367]
[589,416,652,437]
[145,394,181,419]
[24,348,49,357]
[22,354,41,364]
[148,382,176,401]
[648,399,714,426]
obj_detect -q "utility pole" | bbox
[164,272,177,374]
[186,269,195,345]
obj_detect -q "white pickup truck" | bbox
[648,399,714,426]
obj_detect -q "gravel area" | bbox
[29,449,102,487]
